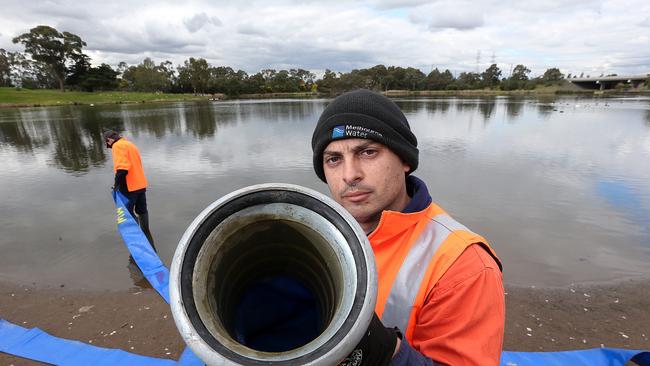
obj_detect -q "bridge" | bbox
[569,74,649,90]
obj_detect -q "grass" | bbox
[2,85,647,108]
[0,87,207,107]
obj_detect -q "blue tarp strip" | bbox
[1,191,648,366]
[113,191,170,303]
[501,348,650,366]
[112,191,202,366]
[0,319,176,366]
[178,347,204,366]
[0,191,203,366]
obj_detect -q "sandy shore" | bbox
[1,278,649,365]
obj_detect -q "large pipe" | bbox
[169,184,377,366]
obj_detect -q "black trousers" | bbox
[125,188,148,217]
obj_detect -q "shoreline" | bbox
[2,88,649,109]
[2,278,649,365]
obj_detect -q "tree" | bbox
[368,65,389,90]
[3,50,54,88]
[66,53,91,88]
[259,69,277,92]
[179,57,210,94]
[403,67,425,90]
[77,64,118,91]
[541,68,564,85]
[210,66,235,93]
[510,64,531,81]
[290,68,316,91]
[121,58,172,92]
[0,49,12,86]
[501,64,532,90]
[244,72,265,94]
[12,25,87,91]
[270,70,300,92]
[316,69,340,93]
[208,66,248,95]
[454,72,481,90]
[481,64,502,88]
[425,68,454,90]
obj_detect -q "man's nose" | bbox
[342,159,363,186]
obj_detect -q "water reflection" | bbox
[478,98,496,121]
[50,119,106,174]
[455,99,478,113]
[1,97,650,290]
[504,98,524,118]
[127,256,152,289]
[0,115,50,152]
[425,99,451,115]
[536,102,555,117]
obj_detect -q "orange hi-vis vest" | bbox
[369,201,501,342]
[111,138,147,192]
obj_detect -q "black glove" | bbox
[339,313,398,366]
[114,169,128,194]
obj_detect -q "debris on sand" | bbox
[78,305,94,313]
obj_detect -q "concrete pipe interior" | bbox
[172,185,375,365]
[197,212,342,352]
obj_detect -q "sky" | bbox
[1,0,649,78]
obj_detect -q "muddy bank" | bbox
[0,281,184,366]
[1,279,649,365]
[504,279,650,352]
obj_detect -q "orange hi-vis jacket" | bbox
[370,201,503,365]
[111,138,147,192]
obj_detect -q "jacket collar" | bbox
[402,175,432,213]
[368,175,433,240]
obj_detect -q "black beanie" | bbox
[311,89,418,182]
[103,130,121,140]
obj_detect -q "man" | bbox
[311,90,504,366]
[104,130,156,251]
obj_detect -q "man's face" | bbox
[322,138,410,231]
[105,137,115,148]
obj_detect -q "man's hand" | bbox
[339,313,398,366]
[114,169,128,195]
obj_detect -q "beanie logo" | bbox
[332,126,345,138]
[331,125,383,140]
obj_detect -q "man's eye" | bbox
[361,149,377,157]
[325,156,340,164]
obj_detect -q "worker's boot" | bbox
[138,213,157,253]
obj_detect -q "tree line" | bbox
[1,25,569,96]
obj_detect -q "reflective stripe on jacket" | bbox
[370,201,501,342]
[111,138,147,192]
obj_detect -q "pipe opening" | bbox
[198,215,343,353]
[172,185,376,365]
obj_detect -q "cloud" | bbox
[640,16,650,27]
[372,0,430,9]
[237,24,267,37]
[1,0,649,76]
[408,1,485,30]
[183,12,222,33]
[428,13,485,30]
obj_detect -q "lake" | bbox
[1,96,649,290]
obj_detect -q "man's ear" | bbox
[402,162,411,173]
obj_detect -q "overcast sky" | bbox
[1,0,649,77]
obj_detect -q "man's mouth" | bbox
[342,191,371,203]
